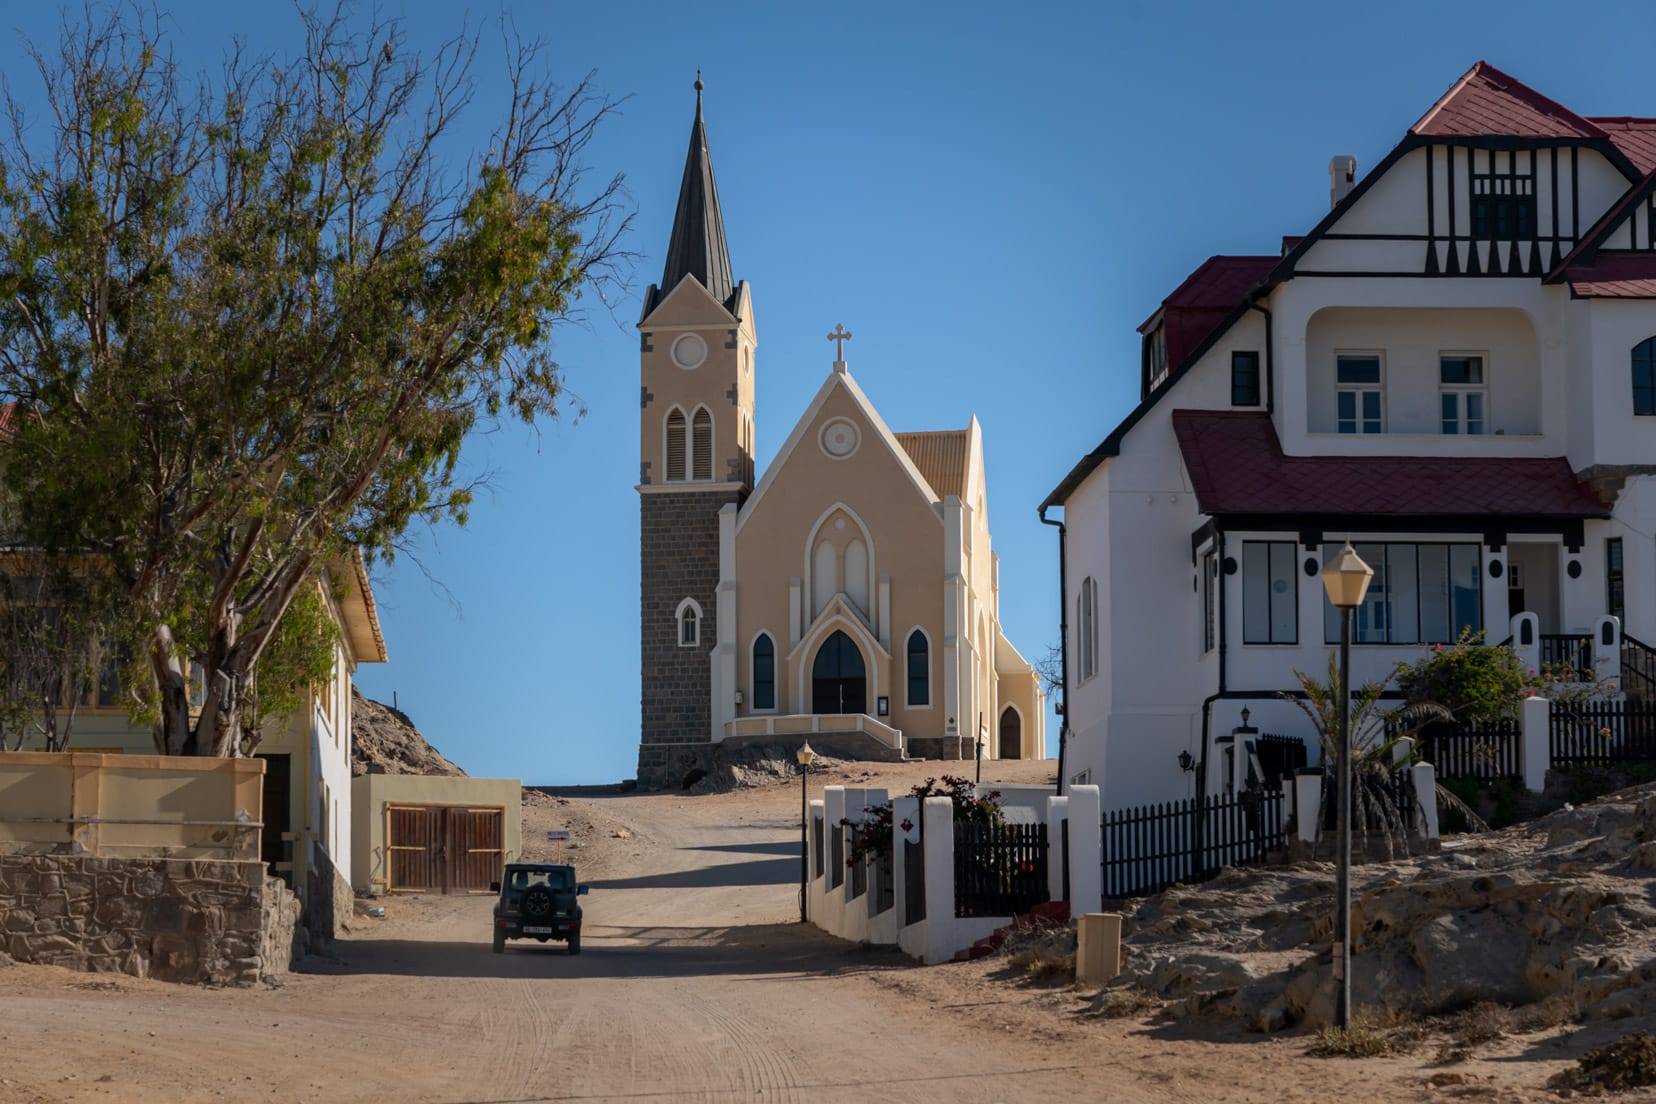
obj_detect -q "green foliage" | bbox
[841,803,894,865]
[0,7,630,754]
[244,581,342,746]
[909,775,1006,827]
[1307,1023,1395,1058]
[1394,629,1527,726]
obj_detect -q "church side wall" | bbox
[639,489,737,789]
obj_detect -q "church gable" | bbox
[638,273,742,328]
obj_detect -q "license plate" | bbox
[522,926,553,935]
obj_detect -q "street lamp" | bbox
[797,741,816,924]
[1320,540,1373,1030]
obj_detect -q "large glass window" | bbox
[1242,542,1297,644]
[1322,542,1482,644]
[752,633,776,710]
[1633,338,1656,417]
[906,630,929,706]
[1439,354,1487,435]
[1335,354,1384,434]
[1077,577,1098,680]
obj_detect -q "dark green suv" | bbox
[490,863,589,954]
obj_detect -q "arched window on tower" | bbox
[692,407,713,480]
[665,408,686,482]
[676,598,702,647]
[752,633,775,710]
[906,629,929,706]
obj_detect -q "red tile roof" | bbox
[1172,410,1606,519]
[1589,117,1656,174]
[1139,256,1277,374]
[1411,61,1606,140]
[1563,252,1656,298]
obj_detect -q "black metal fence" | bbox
[871,850,894,915]
[903,838,925,924]
[1319,767,1418,833]
[1100,788,1284,899]
[1541,634,1593,676]
[1419,719,1521,782]
[1255,734,1308,788]
[1550,700,1656,765]
[953,821,1049,919]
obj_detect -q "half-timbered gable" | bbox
[1046,60,1656,812]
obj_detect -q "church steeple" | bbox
[657,76,734,310]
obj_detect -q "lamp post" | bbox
[1320,541,1373,1030]
[797,741,816,924]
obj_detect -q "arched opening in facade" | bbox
[811,630,867,715]
[998,705,1022,759]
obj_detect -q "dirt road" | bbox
[0,761,1597,1103]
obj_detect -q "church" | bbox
[635,83,1044,788]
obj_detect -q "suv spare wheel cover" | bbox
[522,886,554,918]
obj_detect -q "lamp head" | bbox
[1177,749,1195,773]
[1321,541,1374,609]
[796,742,816,768]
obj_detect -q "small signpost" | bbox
[546,829,570,861]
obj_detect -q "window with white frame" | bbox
[1242,541,1297,644]
[664,408,687,481]
[676,598,701,647]
[691,407,713,481]
[1077,576,1098,680]
[1439,353,1488,435]
[752,633,776,710]
[1335,353,1384,434]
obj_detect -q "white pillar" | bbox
[1231,729,1253,794]
[1065,784,1103,917]
[1045,795,1069,902]
[1520,695,1551,794]
[1293,770,1322,843]
[922,796,955,964]
[1412,761,1440,839]
[712,503,739,740]
[1209,735,1232,798]
[1593,615,1622,686]
[1511,611,1540,680]
[1391,736,1415,765]
[822,785,846,891]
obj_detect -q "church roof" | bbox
[894,430,970,500]
[649,82,735,315]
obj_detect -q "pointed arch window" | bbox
[665,408,687,482]
[692,407,713,480]
[844,540,869,613]
[752,633,776,710]
[906,629,930,707]
[676,598,702,647]
[1634,337,1656,416]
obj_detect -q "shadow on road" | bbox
[304,922,911,982]
[582,855,796,891]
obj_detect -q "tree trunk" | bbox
[150,624,193,755]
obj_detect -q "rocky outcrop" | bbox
[1107,783,1656,1032]
[350,687,464,778]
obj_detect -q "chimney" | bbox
[1329,155,1357,209]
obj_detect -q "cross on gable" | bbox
[827,324,853,363]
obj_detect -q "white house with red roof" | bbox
[1042,61,1656,811]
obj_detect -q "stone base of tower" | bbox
[635,741,715,791]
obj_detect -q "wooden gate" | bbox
[387,805,504,893]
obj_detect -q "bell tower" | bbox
[636,78,757,788]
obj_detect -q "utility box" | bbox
[1076,912,1123,985]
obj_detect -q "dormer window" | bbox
[1143,327,1168,393]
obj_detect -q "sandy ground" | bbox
[0,758,1635,1103]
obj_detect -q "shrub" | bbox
[1551,1031,1656,1094]
[1395,628,1527,726]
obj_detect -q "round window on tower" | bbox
[672,333,707,369]
[819,417,861,460]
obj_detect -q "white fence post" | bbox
[864,789,889,918]
[808,798,825,921]
[1391,736,1415,765]
[1045,795,1069,902]
[1412,761,1440,839]
[1065,785,1103,917]
[1293,769,1323,843]
[1520,695,1551,794]
[1511,611,1540,679]
[922,796,955,964]
[1594,615,1622,687]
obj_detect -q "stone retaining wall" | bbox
[0,854,301,985]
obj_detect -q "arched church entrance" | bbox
[999,706,1022,759]
[812,630,867,715]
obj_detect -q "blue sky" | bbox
[6,2,1656,782]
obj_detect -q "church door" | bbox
[999,707,1021,759]
[812,630,867,715]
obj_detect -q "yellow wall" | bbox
[0,752,262,859]
[350,774,523,895]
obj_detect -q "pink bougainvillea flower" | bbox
[899,818,914,833]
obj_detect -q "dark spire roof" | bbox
[655,76,735,312]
